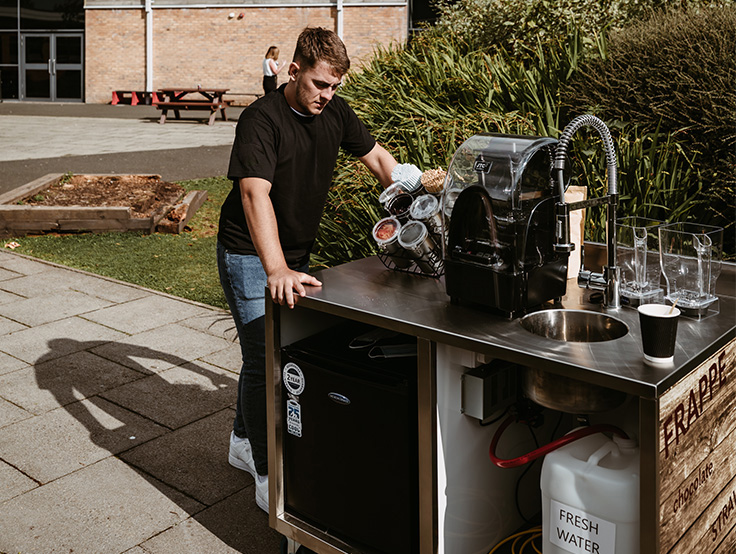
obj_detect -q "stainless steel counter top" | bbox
[299,256,735,398]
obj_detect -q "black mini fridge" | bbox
[280,322,419,554]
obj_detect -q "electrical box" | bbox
[461,359,519,421]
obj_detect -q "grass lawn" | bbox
[6,176,231,310]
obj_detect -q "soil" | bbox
[24,174,186,219]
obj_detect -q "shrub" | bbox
[562,6,736,251]
[567,124,707,244]
[431,0,734,53]
[312,5,734,267]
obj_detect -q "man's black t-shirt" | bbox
[217,84,376,267]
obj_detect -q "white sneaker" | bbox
[228,432,256,477]
[255,474,269,514]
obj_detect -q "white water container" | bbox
[541,432,639,554]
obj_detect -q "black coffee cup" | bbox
[637,303,680,364]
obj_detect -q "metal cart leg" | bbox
[279,536,303,554]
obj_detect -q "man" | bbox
[217,26,397,513]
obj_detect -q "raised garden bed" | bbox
[0,173,207,236]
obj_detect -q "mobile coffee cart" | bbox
[265,253,735,554]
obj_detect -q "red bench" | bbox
[112,91,161,106]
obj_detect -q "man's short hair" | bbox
[293,27,350,75]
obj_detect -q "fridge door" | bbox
[281,324,418,554]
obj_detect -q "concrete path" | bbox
[0,102,244,196]
[0,251,283,553]
[0,102,285,553]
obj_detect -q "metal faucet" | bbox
[552,115,621,308]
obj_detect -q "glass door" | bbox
[21,32,83,101]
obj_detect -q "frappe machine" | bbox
[442,133,569,318]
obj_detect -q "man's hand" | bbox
[267,268,322,309]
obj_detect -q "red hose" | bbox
[489,415,629,468]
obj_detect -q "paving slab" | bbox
[0,460,38,503]
[0,316,127,363]
[0,314,27,335]
[180,310,238,342]
[0,288,24,304]
[139,488,282,554]
[0,288,114,326]
[0,456,203,554]
[0,397,167,483]
[83,294,212,334]
[192,489,283,553]
[100,361,237,429]
[0,396,32,427]
[0,349,143,415]
[121,409,248,506]
[91,322,233,373]
[0,115,236,162]
[201,342,243,375]
[0,266,22,281]
[0,266,150,303]
[0,251,52,275]
[0,349,27,375]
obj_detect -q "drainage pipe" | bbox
[145,0,153,93]
[336,0,344,39]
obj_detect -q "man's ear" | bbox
[288,62,300,82]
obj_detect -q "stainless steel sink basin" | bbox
[522,366,627,413]
[519,309,628,342]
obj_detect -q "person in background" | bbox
[262,46,284,94]
[217,27,397,513]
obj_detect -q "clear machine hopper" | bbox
[442,133,569,318]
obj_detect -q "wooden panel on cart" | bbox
[659,338,736,553]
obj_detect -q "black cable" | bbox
[550,410,564,442]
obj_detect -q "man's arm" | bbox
[358,143,397,188]
[239,177,322,308]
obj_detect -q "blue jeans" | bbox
[217,242,307,476]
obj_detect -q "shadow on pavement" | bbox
[32,337,282,553]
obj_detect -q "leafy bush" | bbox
[432,0,734,53]
[313,22,721,267]
[562,6,735,251]
[567,124,707,244]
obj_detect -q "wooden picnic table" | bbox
[155,87,230,125]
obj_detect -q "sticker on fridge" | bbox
[286,398,302,438]
[283,362,305,396]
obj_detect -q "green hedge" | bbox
[562,6,735,251]
[313,10,730,267]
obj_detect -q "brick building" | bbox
[1,0,430,103]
